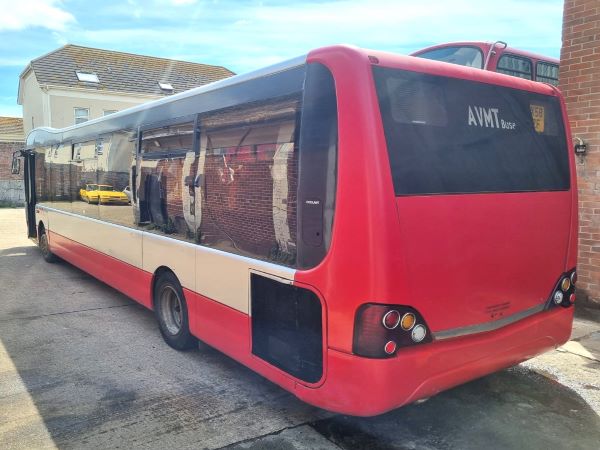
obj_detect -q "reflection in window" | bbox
[198,96,300,265]
[71,140,100,218]
[497,55,533,80]
[138,122,196,241]
[141,122,194,155]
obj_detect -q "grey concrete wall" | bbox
[0,180,24,206]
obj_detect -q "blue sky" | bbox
[0,0,564,117]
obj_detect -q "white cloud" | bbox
[0,0,75,32]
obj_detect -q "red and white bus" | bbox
[15,45,577,416]
[412,41,560,85]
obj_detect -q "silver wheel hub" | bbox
[160,286,183,335]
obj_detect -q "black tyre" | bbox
[39,229,58,263]
[154,272,197,351]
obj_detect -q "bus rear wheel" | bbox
[39,229,58,263]
[154,272,197,351]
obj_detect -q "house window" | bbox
[104,110,118,116]
[74,108,89,125]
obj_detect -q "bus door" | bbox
[22,151,37,238]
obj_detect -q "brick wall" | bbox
[0,141,25,205]
[561,0,600,305]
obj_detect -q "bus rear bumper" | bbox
[294,306,573,416]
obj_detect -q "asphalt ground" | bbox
[1,208,599,449]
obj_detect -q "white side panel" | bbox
[44,207,143,268]
[142,233,196,291]
[40,206,296,314]
[195,246,295,314]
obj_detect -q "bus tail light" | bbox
[547,268,576,309]
[382,310,401,329]
[353,303,432,358]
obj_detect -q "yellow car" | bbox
[80,184,129,205]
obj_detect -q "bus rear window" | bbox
[373,67,570,195]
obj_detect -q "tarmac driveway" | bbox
[1,208,599,449]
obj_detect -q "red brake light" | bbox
[384,341,397,355]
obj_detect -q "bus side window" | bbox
[138,122,195,240]
[198,95,301,265]
[536,62,559,86]
[71,140,100,219]
[497,54,533,80]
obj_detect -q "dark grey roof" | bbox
[28,44,235,96]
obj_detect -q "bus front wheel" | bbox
[39,229,58,263]
[154,272,197,351]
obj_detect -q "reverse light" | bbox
[553,291,564,305]
[353,303,431,358]
[411,324,427,343]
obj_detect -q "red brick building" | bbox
[0,117,25,206]
[561,0,600,306]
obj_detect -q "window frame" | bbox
[74,107,90,125]
[535,61,559,86]
[496,54,533,80]
[103,110,118,116]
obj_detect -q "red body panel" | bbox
[295,45,577,349]
[395,192,572,332]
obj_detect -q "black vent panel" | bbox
[251,273,323,383]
